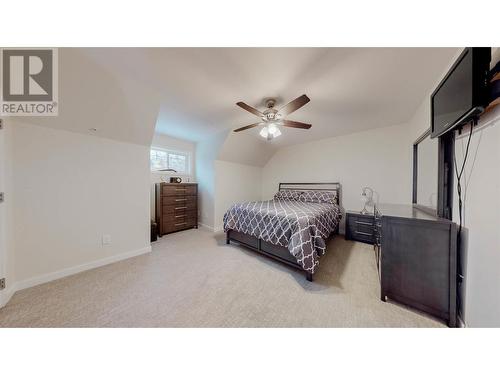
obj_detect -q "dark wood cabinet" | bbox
[345,211,375,244]
[155,183,198,236]
[377,204,457,327]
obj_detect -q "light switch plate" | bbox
[102,234,111,245]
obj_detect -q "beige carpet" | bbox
[0,228,443,327]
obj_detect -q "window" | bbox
[150,148,190,174]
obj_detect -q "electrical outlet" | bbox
[102,234,111,245]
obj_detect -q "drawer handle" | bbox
[175,198,187,201]
[355,221,373,226]
[175,215,187,218]
[174,206,187,210]
[175,189,186,191]
[175,222,187,226]
[355,230,373,236]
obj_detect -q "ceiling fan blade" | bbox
[236,102,263,117]
[233,122,261,132]
[282,120,312,129]
[279,94,310,116]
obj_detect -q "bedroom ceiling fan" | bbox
[234,94,311,140]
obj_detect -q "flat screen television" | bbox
[431,47,491,138]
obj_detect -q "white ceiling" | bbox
[17,48,459,150]
[133,47,458,147]
[17,48,162,146]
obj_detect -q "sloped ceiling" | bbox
[149,47,460,147]
[13,48,460,162]
[218,130,276,167]
[16,48,162,146]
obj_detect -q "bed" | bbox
[223,182,342,281]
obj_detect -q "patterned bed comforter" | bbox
[223,199,342,274]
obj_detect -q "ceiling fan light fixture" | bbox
[235,94,311,136]
[259,127,269,138]
[259,124,281,140]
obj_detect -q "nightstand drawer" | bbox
[346,212,375,244]
[347,216,374,227]
[350,229,374,243]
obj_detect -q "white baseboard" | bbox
[0,286,17,309]
[198,222,215,231]
[199,222,224,233]
[0,245,151,309]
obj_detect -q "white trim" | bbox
[198,221,224,234]
[198,222,215,232]
[0,286,16,309]
[0,245,151,308]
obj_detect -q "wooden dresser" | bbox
[155,183,198,236]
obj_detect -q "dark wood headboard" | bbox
[278,182,342,205]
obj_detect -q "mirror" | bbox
[413,129,438,214]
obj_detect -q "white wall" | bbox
[214,160,263,232]
[11,121,151,287]
[217,131,276,167]
[150,133,196,220]
[0,119,15,306]
[195,131,267,231]
[262,123,412,232]
[453,108,500,327]
[195,132,227,229]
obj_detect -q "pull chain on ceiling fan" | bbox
[234,94,311,140]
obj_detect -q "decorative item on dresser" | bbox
[345,211,375,244]
[360,186,374,215]
[155,183,198,236]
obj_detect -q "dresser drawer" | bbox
[162,201,197,214]
[161,184,197,196]
[163,218,197,233]
[163,210,196,223]
[162,195,197,206]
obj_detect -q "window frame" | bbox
[150,147,191,175]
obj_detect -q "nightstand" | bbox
[345,211,375,244]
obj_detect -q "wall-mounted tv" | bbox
[431,47,491,138]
